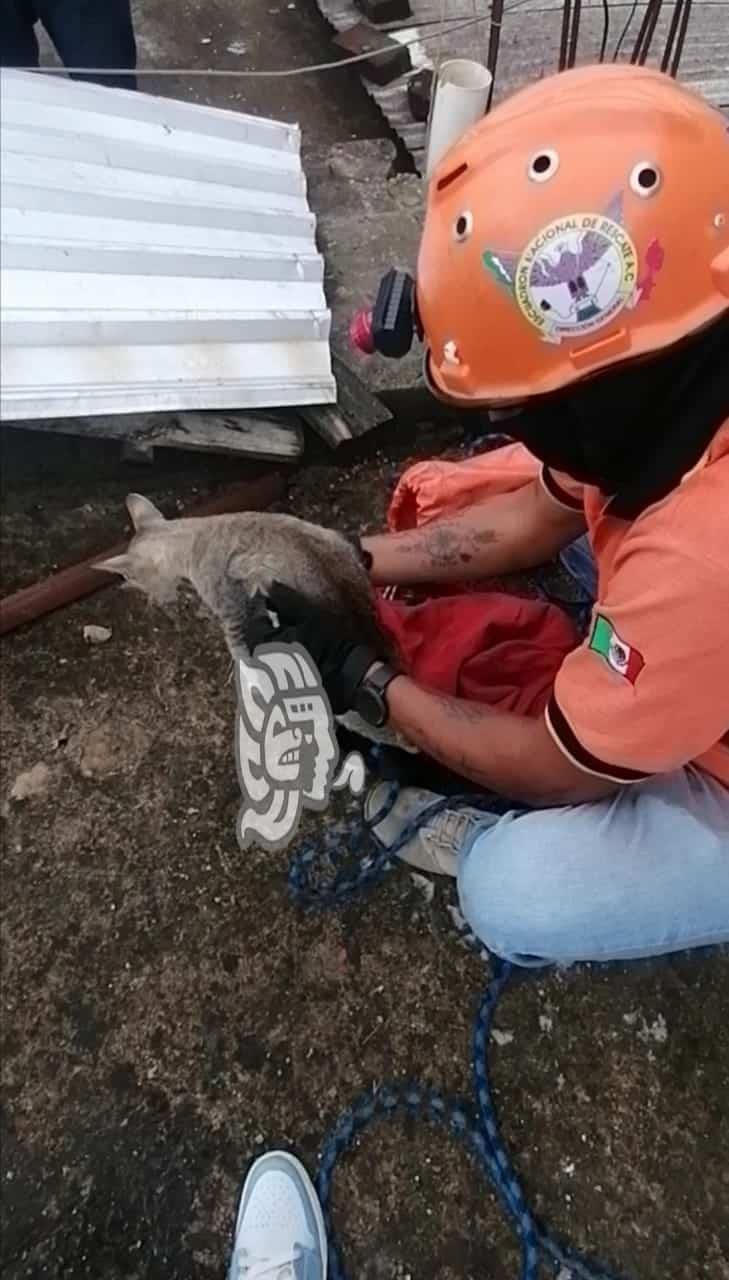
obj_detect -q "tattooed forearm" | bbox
[389,696,502,792]
[385,675,618,805]
[361,502,520,587]
[392,522,500,569]
[423,525,472,568]
[427,691,493,724]
[364,477,586,589]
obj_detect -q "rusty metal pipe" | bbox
[0,472,285,637]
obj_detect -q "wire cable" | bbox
[612,0,641,59]
[598,0,611,59]
[7,12,493,79]
[11,0,687,81]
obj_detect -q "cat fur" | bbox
[96,494,413,751]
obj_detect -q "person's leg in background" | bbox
[34,0,137,89]
[1,0,40,67]
[457,766,729,966]
[536,533,599,637]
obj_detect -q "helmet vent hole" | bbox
[630,162,661,197]
[528,149,559,182]
[453,211,473,242]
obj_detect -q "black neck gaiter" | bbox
[502,310,729,519]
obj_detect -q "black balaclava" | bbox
[498,309,729,519]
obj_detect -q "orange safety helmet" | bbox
[417,64,729,406]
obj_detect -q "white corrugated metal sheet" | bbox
[0,69,336,421]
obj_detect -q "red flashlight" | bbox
[349,308,375,355]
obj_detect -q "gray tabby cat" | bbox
[96,494,411,749]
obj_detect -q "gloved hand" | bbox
[352,535,373,572]
[250,581,383,714]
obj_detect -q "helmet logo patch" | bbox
[481,192,658,346]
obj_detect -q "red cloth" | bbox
[375,592,578,718]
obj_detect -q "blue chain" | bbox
[288,786,628,1280]
[288,781,444,908]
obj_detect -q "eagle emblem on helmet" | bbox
[483,193,663,345]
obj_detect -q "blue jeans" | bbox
[2,0,137,89]
[458,767,729,965]
[559,533,598,601]
[457,536,729,965]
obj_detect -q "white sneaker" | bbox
[364,782,496,877]
[228,1151,327,1280]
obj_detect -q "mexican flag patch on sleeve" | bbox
[589,614,645,684]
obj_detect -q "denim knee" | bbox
[457,812,565,965]
[457,773,729,966]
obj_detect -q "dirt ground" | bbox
[2,2,729,1278]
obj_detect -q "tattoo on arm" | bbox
[395,701,496,790]
[433,693,492,723]
[424,525,473,567]
[393,522,500,568]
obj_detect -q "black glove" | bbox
[254,581,383,715]
[351,535,373,572]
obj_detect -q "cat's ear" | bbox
[94,554,133,579]
[126,493,165,531]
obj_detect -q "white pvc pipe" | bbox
[425,59,493,178]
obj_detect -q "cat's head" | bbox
[95,494,186,604]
